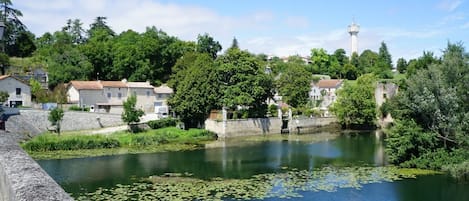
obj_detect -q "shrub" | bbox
[268,104,278,117]
[69,105,90,111]
[22,134,121,152]
[147,118,179,129]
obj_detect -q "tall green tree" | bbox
[331,74,377,128]
[333,48,348,67]
[310,48,329,74]
[88,16,115,38]
[277,63,311,108]
[378,41,392,69]
[169,53,221,127]
[0,0,36,57]
[196,33,222,59]
[396,57,407,73]
[217,48,273,117]
[386,42,469,172]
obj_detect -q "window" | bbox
[107,93,111,98]
[383,93,387,99]
[146,91,150,97]
[133,91,137,96]
[154,101,163,106]
[118,93,122,99]
[16,88,21,95]
[158,94,163,99]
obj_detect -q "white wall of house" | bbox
[103,87,127,105]
[129,88,156,113]
[0,77,31,107]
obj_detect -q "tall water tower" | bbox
[348,20,360,55]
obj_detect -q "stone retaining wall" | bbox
[0,133,73,201]
[205,118,283,138]
[6,109,124,138]
[205,117,338,138]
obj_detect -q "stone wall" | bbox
[288,117,339,134]
[0,133,73,201]
[205,118,283,138]
[205,117,338,138]
[6,109,124,138]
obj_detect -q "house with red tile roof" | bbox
[67,79,172,114]
[309,79,343,110]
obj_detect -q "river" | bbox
[37,131,468,200]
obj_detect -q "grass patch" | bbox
[22,127,216,160]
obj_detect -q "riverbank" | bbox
[22,127,217,160]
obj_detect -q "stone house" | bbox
[0,75,32,107]
[153,84,173,117]
[309,79,343,109]
[67,79,171,114]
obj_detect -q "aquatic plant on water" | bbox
[74,166,440,201]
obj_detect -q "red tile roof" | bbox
[100,81,128,88]
[317,79,343,88]
[69,81,102,90]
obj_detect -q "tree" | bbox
[196,33,222,59]
[0,53,9,75]
[396,57,407,73]
[48,107,64,135]
[0,91,8,103]
[378,41,392,70]
[88,16,115,38]
[122,94,144,128]
[333,48,348,67]
[331,74,377,128]
[0,0,36,57]
[277,63,311,108]
[310,48,329,74]
[385,42,469,173]
[169,53,221,128]
[217,48,273,117]
[29,78,42,101]
[229,37,239,50]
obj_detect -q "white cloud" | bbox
[283,16,310,29]
[460,22,469,29]
[437,0,464,12]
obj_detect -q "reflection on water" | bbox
[37,131,468,201]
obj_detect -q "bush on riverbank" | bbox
[147,118,179,129]
[21,127,216,152]
[22,135,121,152]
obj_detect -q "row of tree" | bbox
[384,43,469,177]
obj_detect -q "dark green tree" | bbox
[386,42,469,173]
[229,37,239,50]
[169,53,221,127]
[378,41,392,69]
[217,48,273,117]
[0,91,8,103]
[0,0,36,57]
[88,16,115,38]
[0,53,9,75]
[48,107,64,135]
[196,33,222,59]
[333,48,348,67]
[331,74,377,128]
[396,57,407,73]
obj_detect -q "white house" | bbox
[310,79,343,109]
[0,75,32,107]
[154,84,173,118]
[67,79,171,114]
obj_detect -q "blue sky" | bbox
[15,0,469,64]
